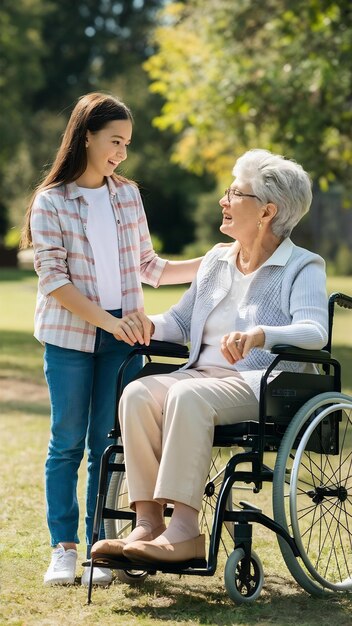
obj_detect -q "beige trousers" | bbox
[119,367,259,512]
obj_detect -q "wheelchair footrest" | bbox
[87,554,207,573]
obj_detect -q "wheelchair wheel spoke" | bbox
[201,448,236,557]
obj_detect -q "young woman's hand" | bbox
[112,312,155,346]
[220,327,265,364]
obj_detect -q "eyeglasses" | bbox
[225,188,263,203]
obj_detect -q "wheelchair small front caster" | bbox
[224,548,264,604]
[116,568,149,585]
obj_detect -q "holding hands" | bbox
[113,312,155,347]
[221,326,265,365]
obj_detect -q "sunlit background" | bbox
[1,3,352,623]
[1,0,351,266]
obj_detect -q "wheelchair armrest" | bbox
[271,344,331,363]
[110,341,189,439]
[127,339,189,359]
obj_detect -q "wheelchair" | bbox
[87,292,352,604]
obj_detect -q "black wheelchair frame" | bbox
[86,292,352,604]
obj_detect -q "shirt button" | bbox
[117,219,120,224]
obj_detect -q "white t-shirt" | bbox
[195,262,258,368]
[79,184,122,310]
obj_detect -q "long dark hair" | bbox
[21,92,133,248]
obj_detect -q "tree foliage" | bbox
[145,0,352,189]
[2,0,351,260]
[1,0,212,253]
[34,0,163,109]
[0,0,45,169]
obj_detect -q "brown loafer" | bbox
[91,523,167,558]
[122,534,206,563]
[91,538,126,558]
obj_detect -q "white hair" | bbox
[232,149,312,238]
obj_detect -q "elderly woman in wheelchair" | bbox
[91,148,330,569]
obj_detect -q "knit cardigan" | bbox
[150,239,328,397]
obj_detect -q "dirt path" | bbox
[0,377,49,404]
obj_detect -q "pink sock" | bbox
[125,518,164,544]
[152,504,199,545]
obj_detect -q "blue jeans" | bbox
[43,310,142,556]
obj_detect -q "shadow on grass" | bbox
[0,329,43,360]
[107,574,352,625]
[0,329,39,349]
[0,330,48,417]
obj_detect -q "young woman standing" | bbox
[21,92,201,586]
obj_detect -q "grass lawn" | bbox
[1,269,352,626]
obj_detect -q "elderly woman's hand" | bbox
[113,312,155,346]
[220,327,265,364]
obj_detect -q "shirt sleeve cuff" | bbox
[259,326,280,350]
[151,257,168,288]
[39,276,71,296]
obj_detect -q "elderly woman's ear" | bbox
[260,202,278,227]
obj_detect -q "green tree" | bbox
[33,0,163,109]
[33,0,213,252]
[335,243,352,275]
[0,0,46,235]
[0,0,45,166]
[107,67,214,252]
[145,0,352,189]
[1,0,213,253]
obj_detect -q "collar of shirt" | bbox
[64,176,119,201]
[218,237,294,268]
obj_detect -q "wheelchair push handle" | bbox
[326,291,352,354]
[116,340,189,403]
[330,291,352,310]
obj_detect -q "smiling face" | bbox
[219,178,264,242]
[82,119,132,188]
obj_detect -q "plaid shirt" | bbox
[31,176,167,352]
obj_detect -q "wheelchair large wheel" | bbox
[104,453,130,540]
[273,392,352,595]
[224,548,264,604]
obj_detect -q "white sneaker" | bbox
[81,566,112,586]
[44,544,78,585]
